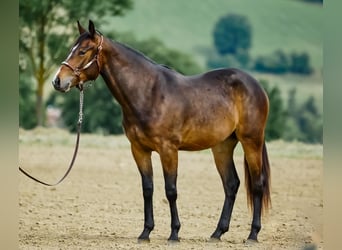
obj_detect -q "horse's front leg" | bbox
[160,146,181,242]
[131,144,154,242]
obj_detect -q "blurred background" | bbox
[19,0,323,144]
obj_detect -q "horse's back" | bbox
[200,67,266,101]
[197,68,263,93]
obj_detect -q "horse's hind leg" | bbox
[131,144,154,242]
[239,136,271,242]
[210,134,239,240]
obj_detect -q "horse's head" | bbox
[52,20,103,92]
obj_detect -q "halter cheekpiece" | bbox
[61,35,103,77]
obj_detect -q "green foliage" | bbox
[254,50,290,74]
[206,48,251,70]
[259,80,287,141]
[259,81,322,144]
[283,89,322,143]
[19,70,37,129]
[213,14,252,56]
[284,88,322,143]
[254,50,313,75]
[48,32,202,134]
[289,52,313,75]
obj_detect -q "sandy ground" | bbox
[19,128,323,249]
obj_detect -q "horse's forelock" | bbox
[73,33,90,47]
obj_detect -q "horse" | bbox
[52,20,271,243]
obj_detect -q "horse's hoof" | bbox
[167,238,180,244]
[208,237,221,243]
[244,238,258,245]
[137,238,150,244]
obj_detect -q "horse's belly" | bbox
[179,137,226,151]
[179,125,234,151]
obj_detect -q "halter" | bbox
[61,35,104,81]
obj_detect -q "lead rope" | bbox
[78,89,84,124]
[19,89,84,186]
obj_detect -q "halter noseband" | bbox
[61,35,104,79]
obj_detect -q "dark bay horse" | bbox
[52,20,271,243]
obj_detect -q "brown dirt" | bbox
[19,128,323,249]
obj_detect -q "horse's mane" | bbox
[114,40,174,71]
[115,41,158,65]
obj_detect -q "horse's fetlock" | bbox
[172,221,181,231]
[218,223,229,234]
[145,222,154,231]
[252,222,261,233]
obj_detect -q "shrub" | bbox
[254,50,313,75]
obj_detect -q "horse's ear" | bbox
[88,20,96,38]
[77,20,86,35]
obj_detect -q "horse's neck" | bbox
[100,39,158,118]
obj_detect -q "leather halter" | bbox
[61,35,103,79]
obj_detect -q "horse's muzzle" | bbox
[52,76,61,88]
[52,76,70,92]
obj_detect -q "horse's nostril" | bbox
[53,77,60,87]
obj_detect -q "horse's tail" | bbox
[244,141,271,215]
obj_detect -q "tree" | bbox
[213,14,252,56]
[19,0,133,126]
[19,68,37,129]
[289,52,313,75]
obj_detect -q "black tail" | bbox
[244,142,271,214]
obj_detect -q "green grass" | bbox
[104,0,322,71]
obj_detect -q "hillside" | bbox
[104,0,322,71]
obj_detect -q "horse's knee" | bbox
[142,176,153,199]
[143,185,153,199]
[224,175,240,197]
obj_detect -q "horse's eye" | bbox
[79,50,87,56]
